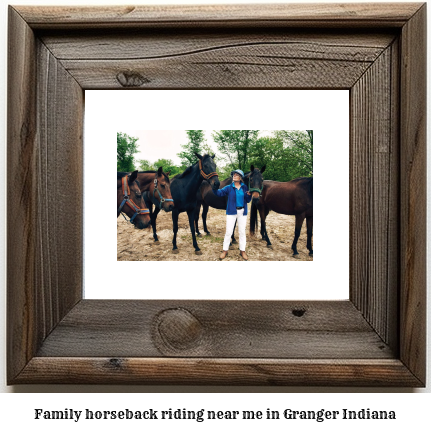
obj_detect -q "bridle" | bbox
[118,175,149,223]
[152,175,174,210]
[199,159,218,181]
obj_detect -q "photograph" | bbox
[117,130,314,262]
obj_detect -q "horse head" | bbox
[248,164,266,204]
[117,171,151,229]
[195,153,220,190]
[151,166,174,212]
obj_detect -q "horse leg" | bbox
[292,214,305,258]
[306,215,313,256]
[231,219,237,245]
[202,203,211,236]
[151,206,161,244]
[171,209,180,254]
[259,207,272,247]
[187,209,202,255]
[194,204,202,237]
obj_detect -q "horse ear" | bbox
[157,166,163,176]
[129,170,138,183]
[165,170,171,176]
[211,154,215,159]
[250,164,255,172]
[261,165,266,174]
[194,152,202,160]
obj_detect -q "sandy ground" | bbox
[118,206,313,262]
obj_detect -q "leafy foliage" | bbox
[120,130,312,182]
[117,132,139,172]
[177,130,207,168]
[212,130,259,178]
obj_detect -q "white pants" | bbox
[223,209,247,251]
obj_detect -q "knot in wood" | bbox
[116,71,150,87]
[155,308,203,351]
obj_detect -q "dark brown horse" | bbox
[135,167,175,213]
[117,171,151,229]
[194,165,265,243]
[250,177,313,257]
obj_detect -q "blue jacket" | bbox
[212,182,252,215]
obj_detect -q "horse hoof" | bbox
[154,241,160,245]
[197,233,202,237]
[309,253,313,257]
[195,250,202,255]
[206,232,211,236]
[172,249,179,254]
[231,239,237,244]
[229,244,236,250]
[267,244,273,249]
[293,254,300,260]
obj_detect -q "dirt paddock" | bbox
[117,207,313,261]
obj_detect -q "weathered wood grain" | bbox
[16,3,423,29]
[399,3,427,385]
[40,31,395,60]
[36,300,394,359]
[16,358,423,386]
[7,6,38,382]
[7,3,426,386]
[350,46,398,347]
[35,40,84,334]
[7,6,83,383]
[40,30,395,89]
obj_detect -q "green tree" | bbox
[273,130,313,179]
[137,159,155,171]
[117,132,139,172]
[153,158,182,177]
[177,130,207,167]
[212,130,259,173]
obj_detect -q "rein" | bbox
[199,159,218,180]
[152,177,174,209]
[118,175,149,223]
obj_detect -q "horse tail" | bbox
[249,201,258,236]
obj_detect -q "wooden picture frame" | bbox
[7,3,426,386]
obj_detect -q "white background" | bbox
[85,90,349,300]
[0,0,429,425]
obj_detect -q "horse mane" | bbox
[137,170,170,182]
[172,154,212,179]
[117,171,129,179]
[172,165,193,180]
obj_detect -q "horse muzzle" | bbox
[252,194,261,204]
[134,218,150,229]
[164,201,175,212]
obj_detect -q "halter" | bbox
[118,175,149,223]
[249,187,263,194]
[247,172,263,195]
[152,177,174,209]
[199,159,218,181]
